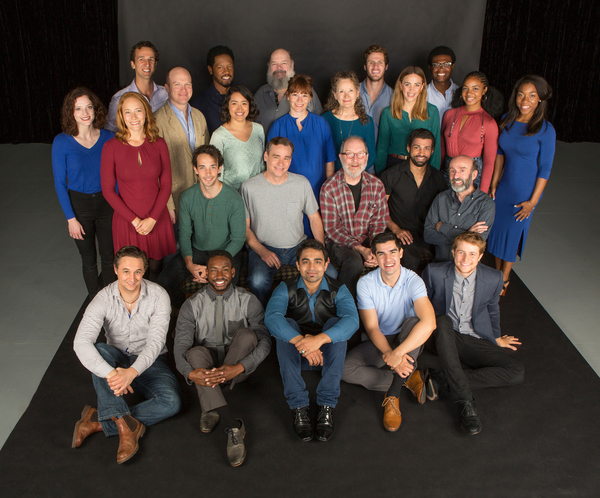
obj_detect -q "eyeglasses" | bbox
[341,152,367,159]
[431,62,453,69]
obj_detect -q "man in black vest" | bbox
[265,239,359,442]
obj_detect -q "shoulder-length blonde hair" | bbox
[115,92,159,143]
[391,66,429,121]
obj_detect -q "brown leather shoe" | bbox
[404,370,427,404]
[382,395,402,432]
[72,405,102,448]
[113,416,146,464]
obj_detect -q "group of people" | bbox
[55,40,555,467]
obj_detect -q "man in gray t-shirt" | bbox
[240,137,326,305]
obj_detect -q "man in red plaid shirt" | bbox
[320,136,389,297]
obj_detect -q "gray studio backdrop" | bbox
[118,0,486,101]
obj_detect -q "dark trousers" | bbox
[69,190,115,295]
[399,234,434,274]
[420,314,525,401]
[327,242,364,298]
[157,247,242,309]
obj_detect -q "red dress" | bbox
[101,137,176,259]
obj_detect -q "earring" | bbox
[482,94,488,102]
[539,100,541,103]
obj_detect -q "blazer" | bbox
[421,261,503,344]
[154,102,209,212]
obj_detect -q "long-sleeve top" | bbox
[191,83,226,134]
[73,280,170,378]
[360,80,393,141]
[322,111,376,171]
[105,79,168,133]
[265,277,359,343]
[178,182,246,258]
[320,169,389,249]
[424,188,496,261]
[375,104,441,174]
[51,129,114,219]
[174,284,271,383]
[441,106,499,193]
[426,80,459,126]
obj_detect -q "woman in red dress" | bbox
[101,92,176,281]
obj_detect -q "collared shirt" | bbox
[168,101,196,152]
[359,79,393,141]
[320,170,389,249]
[427,79,459,126]
[380,159,448,236]
[265,278,359,343]
[254,84,323,136]
[173,284,270,384]
[105,78,168,132]
[448,268,479,338]
[357,267,428,336]
[74,280,171,378]
[424,188,496,261]
[191,83,226,134]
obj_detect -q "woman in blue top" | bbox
[323,71,376,172]
[52,87,115,295]
[375,66,441,174]
[488,75,556,295]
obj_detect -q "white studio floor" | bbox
[0,141,598,450]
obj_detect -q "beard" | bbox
[451,175,473,193]
[342,162,366,179]
[409,152,429,168]
[267,68,295,91]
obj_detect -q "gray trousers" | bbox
[342,317,423,392]
[185,328,257,413]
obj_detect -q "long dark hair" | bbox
[450,71,504,119]
[324,71,369,125]
[220,85,260,123]
[500,75,552,136]
[60,87,107,135]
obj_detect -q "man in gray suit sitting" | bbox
[421,232,525,435]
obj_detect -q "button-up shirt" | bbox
[427,79,459,126]
[168,101,196,152]
[173,284,271,384]
[191,83,226,134]
[360,79,393,141]
[106,79,168,132]
[424,188,496,261]
[320,170,389,249]
[448,268,478,337]
[74,280,171,378]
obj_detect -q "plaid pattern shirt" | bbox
[320,170,389,248]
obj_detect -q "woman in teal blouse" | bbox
[375,66,441,174]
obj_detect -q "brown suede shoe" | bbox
[72,405,102,448]
[404,370,427,404]
[112,416,146,464]
[382,395,402,432]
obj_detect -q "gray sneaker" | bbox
[199,410,220,433]
[225,419,246,467]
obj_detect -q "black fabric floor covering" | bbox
[1,271,599,497]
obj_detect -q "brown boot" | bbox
[404,370,426,404]
[112,415,146,464]
[72,405,102,448]
[382,394,402,432]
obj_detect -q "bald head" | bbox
[267,49,295,90]
[448,155,478,194]
[165,67,193,109]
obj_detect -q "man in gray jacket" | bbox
[174,250,271,467]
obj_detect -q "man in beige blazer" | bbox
[155,66,209,226]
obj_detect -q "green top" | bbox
[178,182,246,258]
[375,103,441,174]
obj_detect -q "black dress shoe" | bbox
[457,400,482,435]
[316,406,334,442]
[292,406,313,442]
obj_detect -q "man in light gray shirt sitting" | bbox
[254,49,323,135]
[174,250,271,467]
[72,245,181,464]
[240,136,326,305]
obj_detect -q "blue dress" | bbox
[487,120,556,262]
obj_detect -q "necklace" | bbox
[337,114,355,142]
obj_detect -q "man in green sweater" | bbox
[158,145,246,308]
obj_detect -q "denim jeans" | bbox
[92,343,181,436]
[69,190,116,295]
[157,247,242,309]
[275,317,347,409]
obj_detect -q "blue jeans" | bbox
[275,318,347,409]
[247,243,301,305]
[92,343,181,437]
